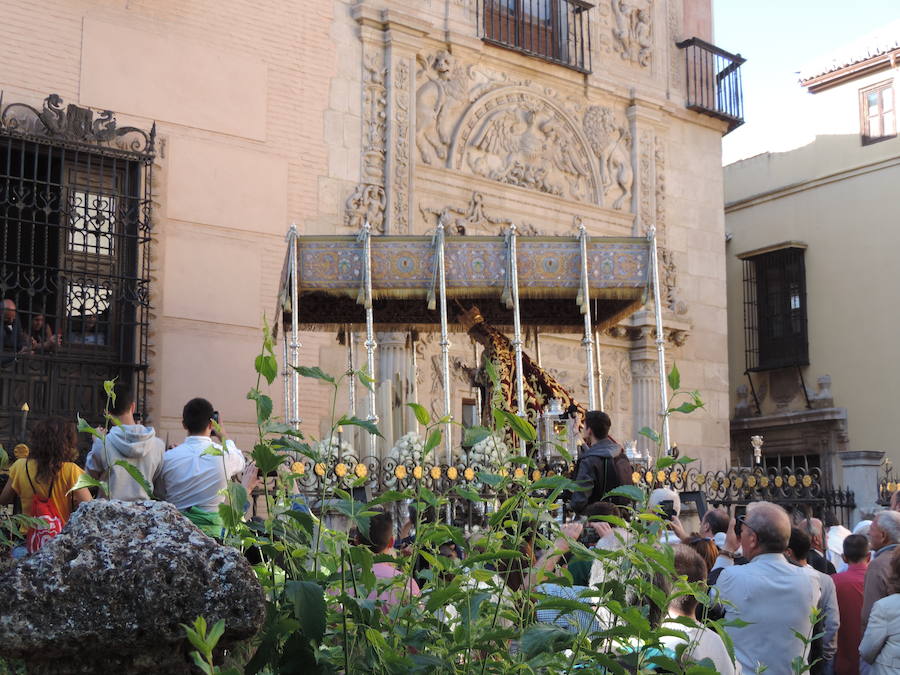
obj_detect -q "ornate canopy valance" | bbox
[278,233,651,331]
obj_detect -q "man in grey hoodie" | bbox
[86,383,165,501]
[570,410,622,514]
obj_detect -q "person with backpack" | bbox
[0,417,92,552]
[569,410,631,514]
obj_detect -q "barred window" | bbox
[0,93,154,445]
[742,246,808,372]
[479,0,593,73]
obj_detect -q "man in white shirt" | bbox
[157,397,246,538]
[712,502,819,675]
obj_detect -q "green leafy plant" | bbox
[185,323,742,675]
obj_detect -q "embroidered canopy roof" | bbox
[278,233,651,331]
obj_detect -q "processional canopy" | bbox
[278,233,651,331]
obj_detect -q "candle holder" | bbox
[750,435,764,465]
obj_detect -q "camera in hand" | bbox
[659,499,676,521]
[579,519,601,547]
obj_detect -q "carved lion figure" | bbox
[583,106,633,210]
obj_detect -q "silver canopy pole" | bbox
[648,225,671,455]
[287,224,301,429]
[507,225,527,456]
[435,219,453,465]
[282,331,291,428]
[346,325,356,417]
[577,222,597,410]
[361,222,379,456]
[594,328,605,411]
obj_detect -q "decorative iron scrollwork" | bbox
[0,92,155,157]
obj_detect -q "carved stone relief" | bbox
[420,191,539,235]
[658,246,686,315]
[393,58,412,233]
[415,50,469,166]
[345,184,386,231]
[638,132,653,227]
[346,49,388,231]
[583,105,633,210]
[460,94,596,203]
[654,135,666,232]
[612,0,652,67]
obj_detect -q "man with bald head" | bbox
[1,299,30,361]
[861,510,900,631]
[713,502,820,675]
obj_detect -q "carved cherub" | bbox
[415,50,466,165]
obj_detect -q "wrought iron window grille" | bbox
[478,0,593,74]
[743,246,809,372]
[0,93,154,450]
[676,37,745,134]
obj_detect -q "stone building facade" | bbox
[724,22,900,510]
[0,0,740,469]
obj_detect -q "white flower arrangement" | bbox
[312,435,355,459]
[467,434,509,471]
[387,431,426,466]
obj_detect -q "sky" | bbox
[713,1,900,165]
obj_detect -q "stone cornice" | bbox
[731,406,848,432]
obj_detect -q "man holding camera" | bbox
[157,397,247,538]
[570,411,623,514]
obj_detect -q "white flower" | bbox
[311,435,355,459]
[467,434,509,470]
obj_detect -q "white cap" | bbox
[648,488,681,517]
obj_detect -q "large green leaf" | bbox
[76,414,103,439]
[667,362,680,391]
[655,456,675,470]
[356,367,376,392]
[247,389,274,425]
[255,354,278,385]
[285,580,326,644]
[604,485,644,502]
[114,460,154,499]
[496,410,537,442]
[669,401,699,414]
[292,365,335,384]
[423,429,442,457]
[520,623,573,659]
[639,426,660,444]
[68,473,106,495]
[219,482,248,530]
[336,415,383,438]
[407,402,431,426]
[349,545,376,591]
[252,442,287,476]
[462,426,491,448]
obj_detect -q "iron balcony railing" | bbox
[478,0,593,74]
[676,37,746,133]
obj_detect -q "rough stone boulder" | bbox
[0,500,265,674]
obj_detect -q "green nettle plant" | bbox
[194,324,741,675]
[0,321,758,675]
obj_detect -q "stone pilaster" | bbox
[377,331,410,452]
[840,450,885,522]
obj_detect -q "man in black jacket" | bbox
[570,410,621,514]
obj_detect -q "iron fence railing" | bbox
[478,0,593,73]
[676,37,745,133]
[267,454,855,529]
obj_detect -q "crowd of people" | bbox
[0,383,256,547]
[6,393,900,673]
[1,298,108,358]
